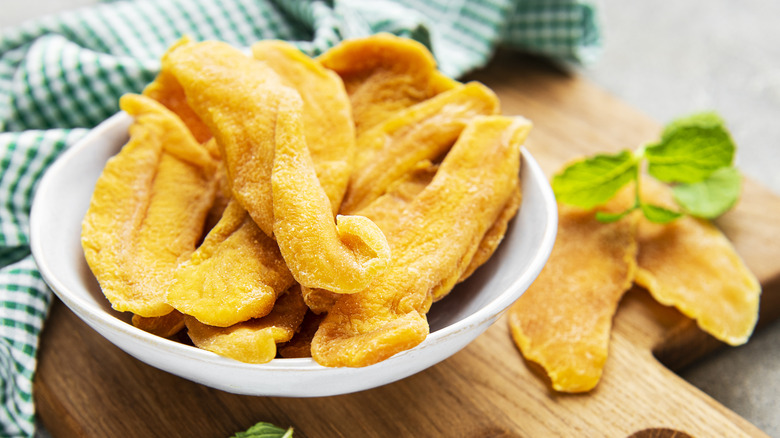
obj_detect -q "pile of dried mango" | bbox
[507,177,761,392]
[81,34,532,367]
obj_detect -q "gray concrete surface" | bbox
[2,1,778,437]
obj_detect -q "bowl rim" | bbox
[30,111,558,371]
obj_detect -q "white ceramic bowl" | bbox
[30,112,557,397]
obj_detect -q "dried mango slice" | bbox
[272,90,390,294]
[460,180,522,282]
[635,179,761,345]
[167,200,295,327]
[340,82,500,213]
[132,310,185,339]
[508,193,638,393]
[300,287,339,315]
[278,310,325,358]
[163,39,287,237]
[300,161,439,314]
[356,159,521,285]
[252,40,355,213]
[312,116,530,367]
[318,33,458,136]
[357,160,439,234]
[186,286,307,364]
[81,94,217,317]
[201,138,231,235]
[142,37,211,143]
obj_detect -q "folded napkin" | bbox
[0,0,600,436]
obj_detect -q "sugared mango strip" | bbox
[272,89,391,295]
[252,40,355,214]
[340,82,500,214]
[299,162,439,315]
[163,39,286,237]
[132,310,185,339]
[354,158,522,288]
[319,33,458,137]
[81,94,217,317]
[142,38,212,144]
[508,195,639,393]
[185,286,307,364]
[357,160,439,236]
[459,181,522,283]
[635,179,761,346]
[312,116,530,367]
[166,200,295,328]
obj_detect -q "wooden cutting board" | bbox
[35,53,780,438]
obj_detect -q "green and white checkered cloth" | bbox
[0,0,600,436]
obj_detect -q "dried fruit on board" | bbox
[635,179,761,345]
[312,116,531,367]
[508,194,638,393]
[318,33,458,137]
[166,200,295,327]
[163,39,286,237]
[252,40,355,213]
[509,176,760,392]
[185,286,307,364]
[272,89,390,294]
[81,94,217,317]
[340,82,500,214]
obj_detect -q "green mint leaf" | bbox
[552,150,637,209]
[640,203,683,224]
[595,208,634,223]
[673,166,741,218]
[645,112,735,184]
[232,422,294,438]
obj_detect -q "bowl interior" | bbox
[30,111,557,391]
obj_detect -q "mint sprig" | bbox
[232,422,294,438]
[552,112,741,223]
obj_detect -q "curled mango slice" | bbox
[340,82,500,214]
[508,195,638,393]
[142,38,211,144]
[252,40,355,213]
[132,310,185,339]
[185,286,307,364]
[164,39,287,237]
[318,33,457,136]
[300,161,439,314]
[167,200,295,327]
[635,180,761,345]
[272,90,390,294]
[81,94,217,317]
[312,116,530,367]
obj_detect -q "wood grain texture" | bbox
[35,54,779,438]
